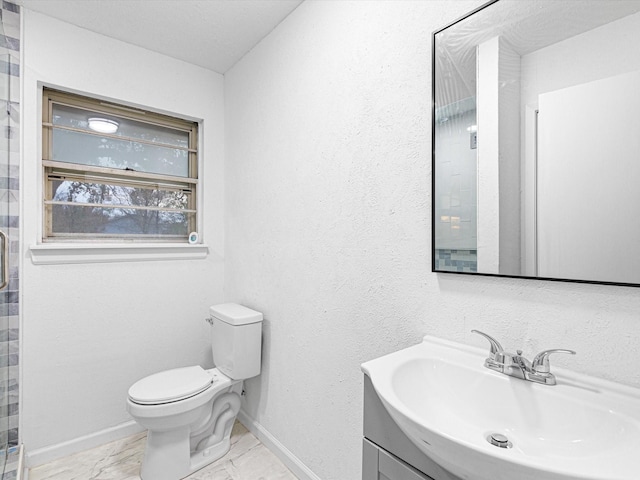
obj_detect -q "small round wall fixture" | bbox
[88,117,119,134]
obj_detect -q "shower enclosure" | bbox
[0,2,21,479]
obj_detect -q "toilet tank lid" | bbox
[209,303,263,325]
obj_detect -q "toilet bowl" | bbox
[127,303,262,480]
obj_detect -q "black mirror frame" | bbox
[430,0,640,288]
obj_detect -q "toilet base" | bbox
[140,428,232,480]
[189,437,231,474]
[138,391,241,480]
[128,369,244,480]
[141,426,191,480]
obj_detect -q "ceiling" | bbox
[18,0,304,74]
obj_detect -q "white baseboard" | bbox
[25,420,145,469]
[237,410,322,480]
[26,413,321,479]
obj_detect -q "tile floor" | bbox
[28,422,298,480]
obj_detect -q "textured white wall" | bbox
[21,10,225,456]
[224,2,640,480]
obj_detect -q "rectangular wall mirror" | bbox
[432,0,640,287]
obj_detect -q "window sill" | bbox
[29,243,209,265]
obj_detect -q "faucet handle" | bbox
[471,330,504,359]
[531,349,576,374]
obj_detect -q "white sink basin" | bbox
[361,336,640,480]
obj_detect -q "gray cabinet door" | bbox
[363,438,433,480]
[362,439,379,480]
[378,448,432,480]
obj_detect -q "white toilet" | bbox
[127,303,263,480]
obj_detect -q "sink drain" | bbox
[487,433,512,449]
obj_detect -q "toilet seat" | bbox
[128,366,213,405]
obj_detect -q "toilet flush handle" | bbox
[205,317,214,326]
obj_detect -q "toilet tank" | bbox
[210,303,263,380]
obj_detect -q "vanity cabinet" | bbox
[363,438,431,480]
[362,375,462,480]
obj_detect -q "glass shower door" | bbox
[0,38,20,480]
[0,2,20,477]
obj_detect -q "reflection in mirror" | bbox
[432,0,640,286]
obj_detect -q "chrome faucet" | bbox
[471,330,575,386]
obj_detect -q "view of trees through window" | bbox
[51,180,191,236]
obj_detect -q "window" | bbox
[41,88,198,243]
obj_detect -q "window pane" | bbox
[51,179,190,209]
[50,204,192,236]
[51,129,190,177]
[52,103,190,148]
[49,180,192,236]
